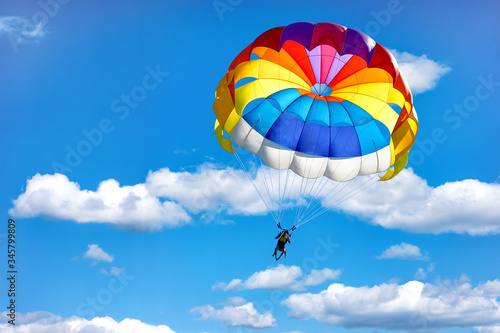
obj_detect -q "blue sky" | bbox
[1,0,500,332]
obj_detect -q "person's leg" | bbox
[272,245,278,257]
[276,251,284,261]
[284,249,287,258]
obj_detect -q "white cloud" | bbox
[391,50,451,94]
[377,242,428,260]
[11,166,500,236]
[0,16,47,45]
[303,268,341,286]
[212,265,341,291]
[110,266,123,275]
[10,173,191,232]
[282,277,500,331]
[225,296,247,306]
[339,168,500,235]
[100,266,123,276]
[9,165,269,231]
[199,211,234,225]
[0,311,175,333]
[83,244,113,263]
[10,164,350,232]
[477,327,500,333]
[415,263,436,280]
[414,268,426,280]
[146,165,266,215]
[190,299,276,329]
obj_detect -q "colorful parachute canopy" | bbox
[213,22,418,182]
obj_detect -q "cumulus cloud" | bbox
[10,173,192,231]
[391,50,451,94]
[11,165,500,235]
[190,298,276,329]
[212,265,341,291]
[9,164,271,231]
[145,165,265,215]
[0,16,47,47]
[83,244,113,263]
[282,276,500,331]
[0,311,175,333]
[377,242,428,260]
[339,168,500,235]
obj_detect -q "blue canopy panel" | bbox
[355,119,391,155]
[265,113,305,151]
[243,92,391,158]
[306,99,330,125]
[267,88,303,112]
[296,122,330,156]
[283,95,314,121]
[330,126,361,157]
[329,101,353,126]
[243,99,281,134]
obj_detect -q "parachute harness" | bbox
[277,222,296,234]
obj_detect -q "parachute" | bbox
[213,22,418,230]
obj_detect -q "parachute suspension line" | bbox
[294,164,316,224]
[253,147,287,228]
[294,166,323,227]
[294,148,375,228]
[294,172,321,225]
[296,174,349,223]
[233,117,280,222]
[293,172,309,227]
[295,179,324,225]
[234,150,278,222]
[332,174,379,207]
[297,175,378,227]
[277,168,292,227]
[293,165,310,227]
[278,169,290,224]
[261,153,281,224]
[264,155,278,219]
[234,151,276,220]
[294,159,331,226]
[282,168,300,227]
[296,173,379,227]
[253,151,279,222]
[295,176,350,227]
[294,153,348,227]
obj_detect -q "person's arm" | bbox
[275,233,281,239]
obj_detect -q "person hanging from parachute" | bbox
[272,224,295,260]
[272,229,290,261]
